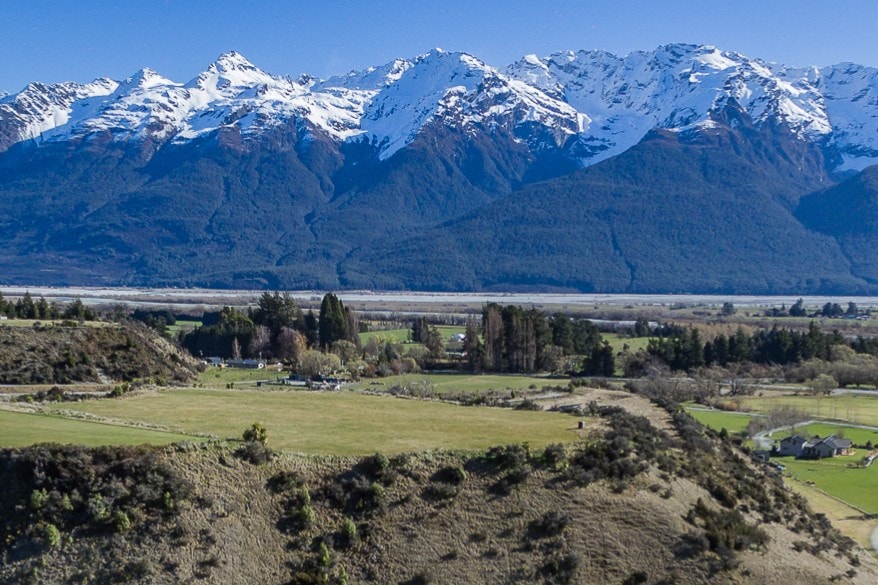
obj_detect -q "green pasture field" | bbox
[46,388,579,455]
[198,367,285,387]
[166,319,200,337]
[740,394,878,427]
[774,423,878,447]
[436,325,466,338]
[351,372,567,395]
[779,456,878,514]
[359,325,467,346]
[602,333,651,354]
[785,480,877,549]
[684,407,754,434]
[0,409,201,447]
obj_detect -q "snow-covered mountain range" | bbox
[3,44,878,294]
[3,44,878,171]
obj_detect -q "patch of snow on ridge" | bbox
[694,47,738,70]
[0,78,118,143]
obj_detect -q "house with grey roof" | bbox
[776,434,853,459]
[778,435,807,457]
[801,435,852,459]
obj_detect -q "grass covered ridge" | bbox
[2,400,874,584]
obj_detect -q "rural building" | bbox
[226,359,266,369]
[801,435,853,459]
[778,435,807,457]
[307,376,344,390]
[778,434,853,459]
[204,357,224,367]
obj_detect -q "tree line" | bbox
[181,296,618,378]
[181,292,359,361]
[469,304,613,375]
[764,298,865,319]
[0,292,96,321]
[646,323,845,372]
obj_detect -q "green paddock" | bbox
[45,388,580,456]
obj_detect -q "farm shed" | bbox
[226,359,266,369]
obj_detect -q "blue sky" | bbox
[1,0,876,93]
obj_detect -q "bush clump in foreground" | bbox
[0,445,193,559]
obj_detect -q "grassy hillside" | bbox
[1,399,874,584]
[0,322,200,384]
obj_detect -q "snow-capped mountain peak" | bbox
[3,45,878,171]
[187,51,277,94]
[119,68,176,91]
[323,48,584,159]
[503,44,850,165]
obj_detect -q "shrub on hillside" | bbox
[242,422,268,445]
[527,511,572,539]
[235,441,273,465]
[0,445,193,558]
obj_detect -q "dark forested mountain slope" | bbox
[0,116,575,288]
[797,164,878,286]
[344,117,870,294]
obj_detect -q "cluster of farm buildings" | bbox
[204,357,269,369]
[776,434,853,459]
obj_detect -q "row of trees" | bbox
[766,299,865,319]
[646,323,845,372]
[475,304,613,375]
[410,317,444,357]
[181,292,359,361]
[233,301,618,378]
[0,292,96,321]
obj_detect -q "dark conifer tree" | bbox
[463,317,482,372]
[482,303,504,372]
[318,293,353,350]
[304,310,319,348]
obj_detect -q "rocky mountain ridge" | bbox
[4,44,878,171]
